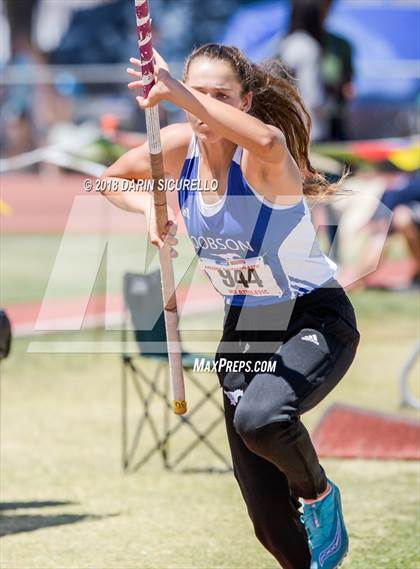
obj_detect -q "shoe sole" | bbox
[311,551,348,569]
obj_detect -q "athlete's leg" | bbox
[232,306,360,500]
[227,299,359,569]
[216,293,359,567]
[222,375,311,569]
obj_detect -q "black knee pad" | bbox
[233,372,295,442]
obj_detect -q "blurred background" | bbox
[0,0,419,150]
[0,1,419,568]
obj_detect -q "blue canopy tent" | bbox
[220,0,419,101]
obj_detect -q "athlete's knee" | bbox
[233,377,294,444]
[233,397,263,442]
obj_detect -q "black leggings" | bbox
[216,284,360,569]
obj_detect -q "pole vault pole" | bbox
[134,0,187,415]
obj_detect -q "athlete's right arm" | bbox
[100,122,191,214]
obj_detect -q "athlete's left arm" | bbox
[131,60,287,164]
[170,84,288,164]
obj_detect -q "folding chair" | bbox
[122,271,231,473]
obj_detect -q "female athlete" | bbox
[101,44,360,569]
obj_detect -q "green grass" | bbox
[1,296,419,569]
[0,234,205,305]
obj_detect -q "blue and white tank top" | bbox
[178,136,336,307]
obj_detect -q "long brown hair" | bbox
[183,43,344,200]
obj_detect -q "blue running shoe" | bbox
[300,479,349,569]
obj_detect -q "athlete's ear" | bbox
[241,91,253,113]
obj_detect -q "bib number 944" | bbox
[200,256,283,297]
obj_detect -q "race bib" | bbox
[199,256,283,297]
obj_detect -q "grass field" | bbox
[0,234,204,305]
[1,289,419,569]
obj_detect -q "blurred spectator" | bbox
[4,0,40,57]
[320,0,355,141]
[50,0,135,67]
[347,172,420,290]
[277,0,355,142]
[1,0,41,153]
[1,0,72,156]
[146,0,240,64]
[278,0,327,142]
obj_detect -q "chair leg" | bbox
[122,356,129,471]
[122,357,231,473]
[121,309,131,471]
[127,363,165,471]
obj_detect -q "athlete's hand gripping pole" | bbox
[134,0,186,415]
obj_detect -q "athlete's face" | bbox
[185,57,252,143]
